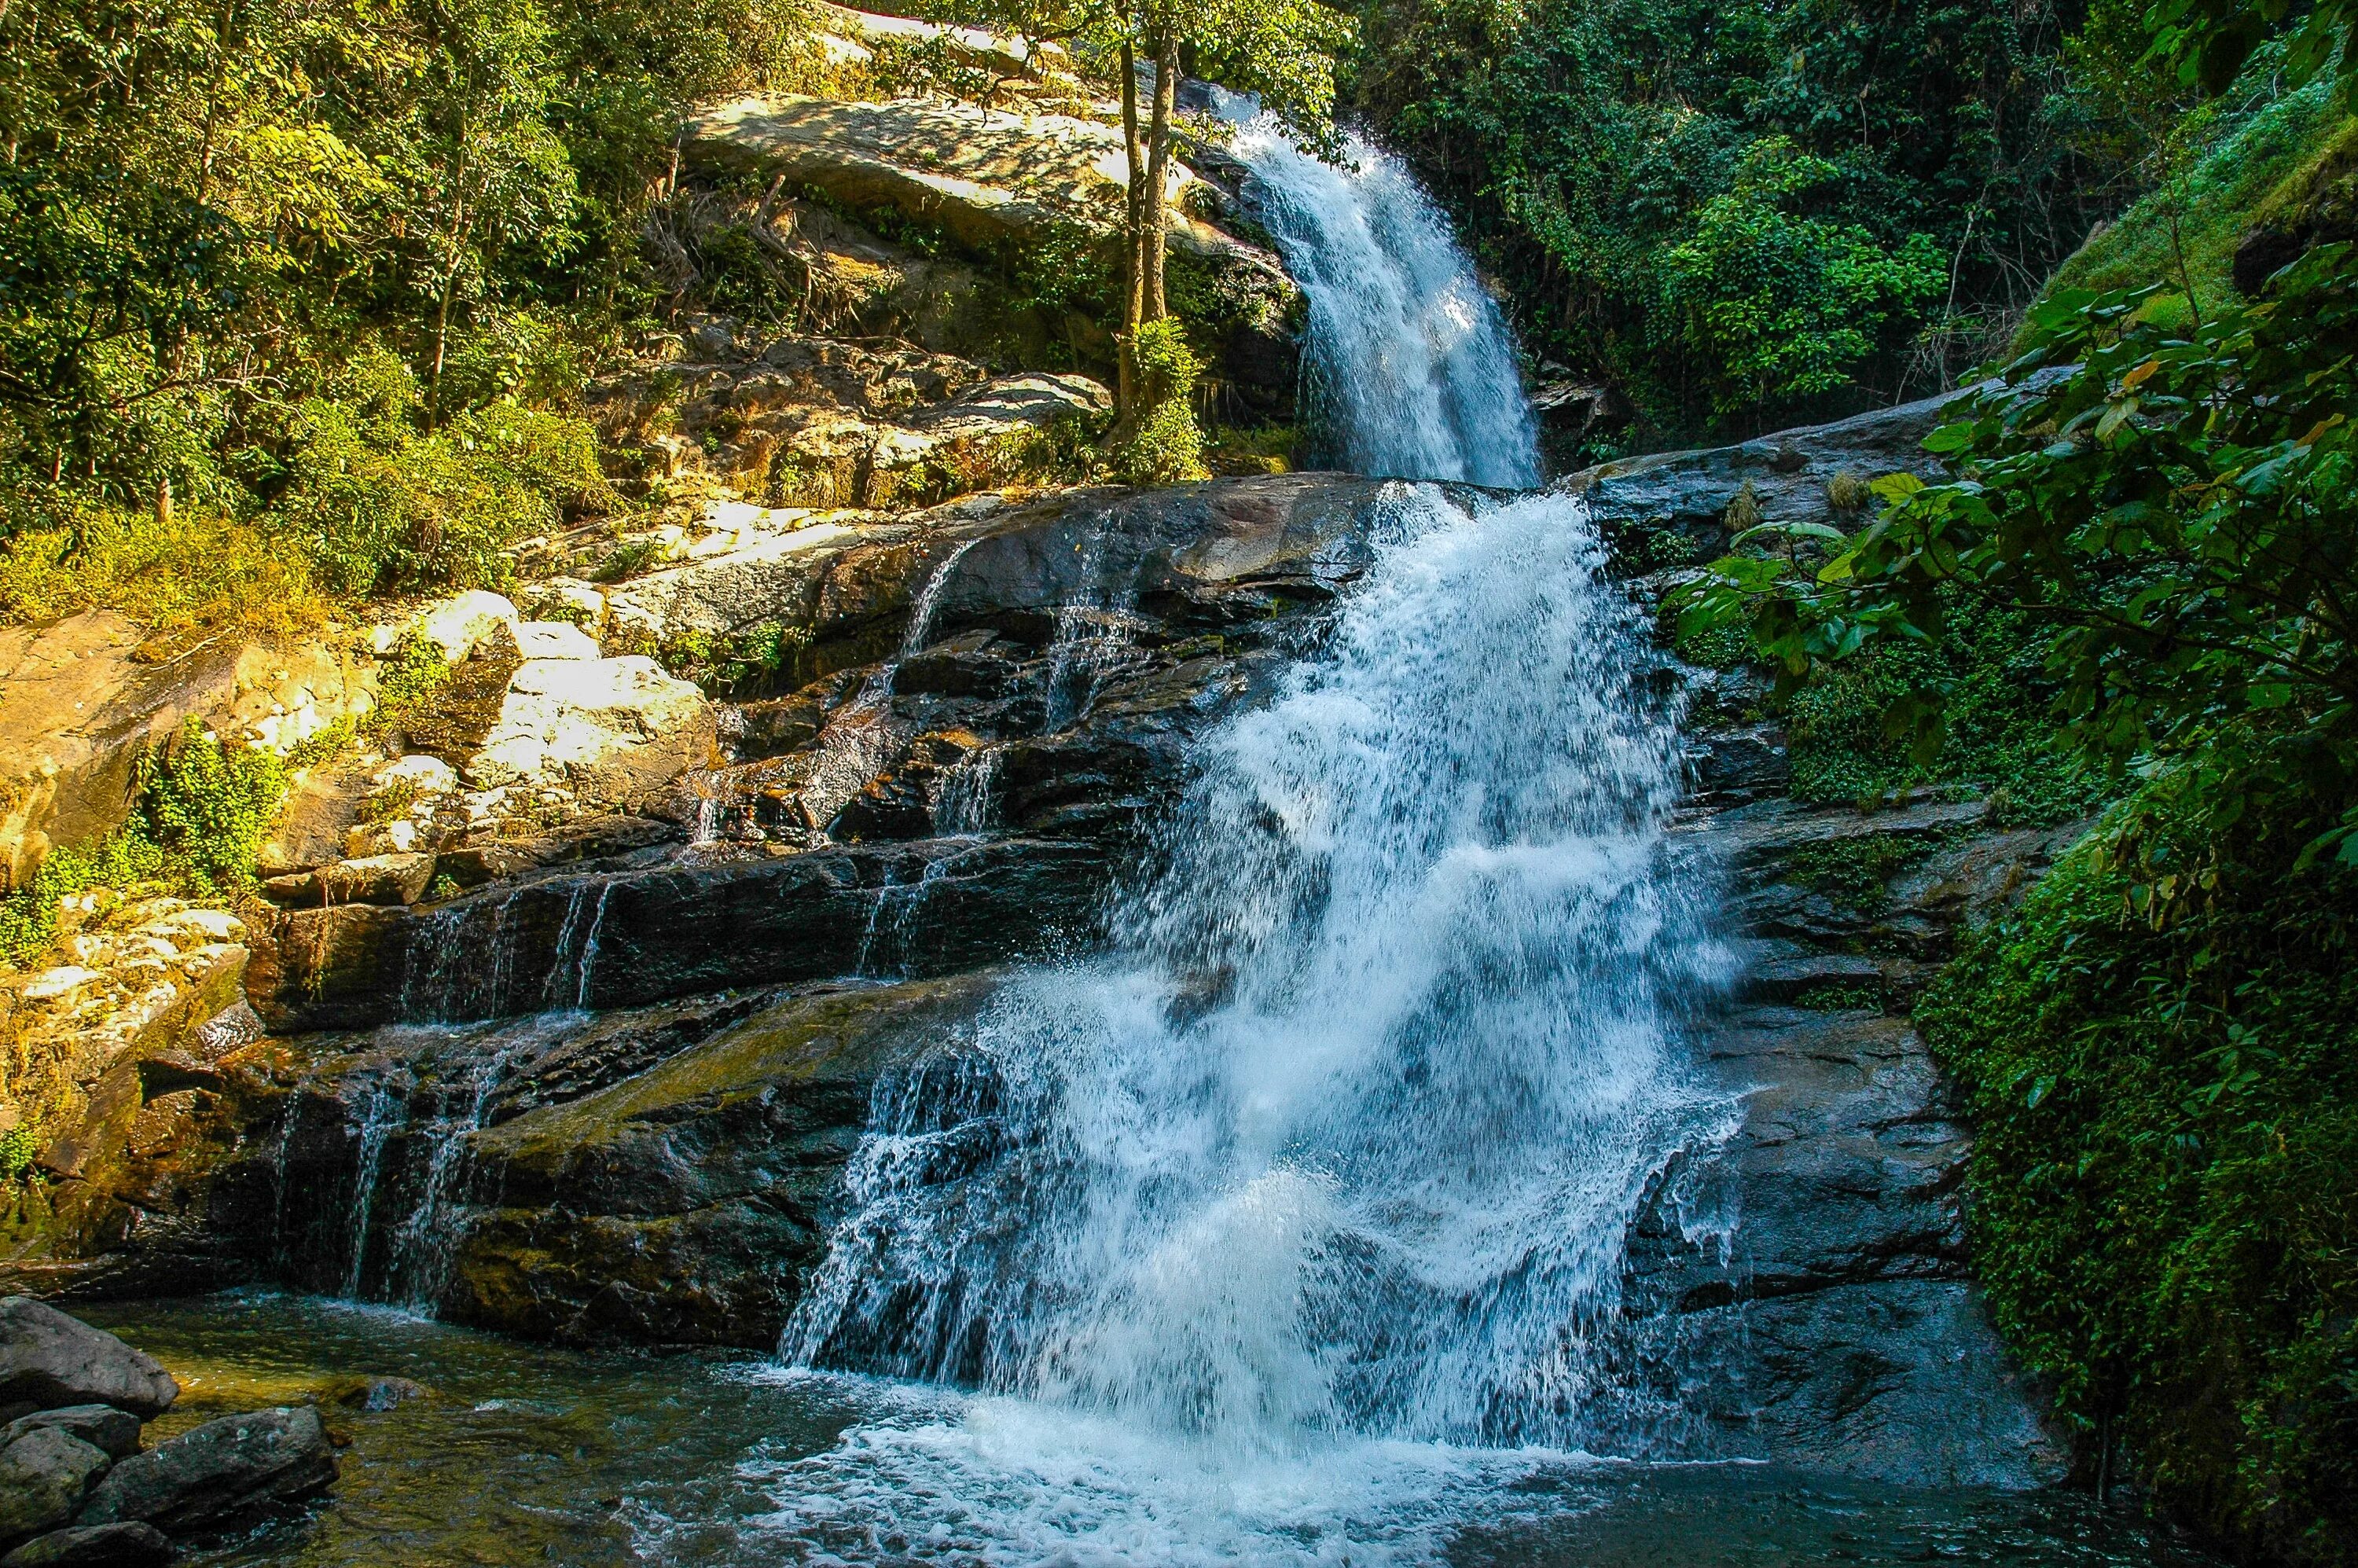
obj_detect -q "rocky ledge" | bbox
[1,392,2080,1490]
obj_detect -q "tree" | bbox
[927,0,1351,419]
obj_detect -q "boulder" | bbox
[0,1523,174,1568]
[368,590,520,662]
[262,851,438,909]
[0,1409,139,1462]
[78,1407,335,1533]
[0,1428,112,1544]
[0,1301,178,1419]
[464,658,716,805]
[512,621,601,661]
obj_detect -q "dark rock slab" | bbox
[0,1427,112,1545]
[0,1301,178,1419]
[245,836,1105,1032]
[1,1408,138,1462]
[0,1522,174,1568]
[79,1407,335,1533]
[439,973,1001,1346]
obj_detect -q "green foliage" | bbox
[1677,244,2358,857]
[0,1125,36,1183]
[0,0,809,571]
[0,718,291,968]
[0,505,329,642]
[2044,72,2351,328]
[1923,808,2358,1565]
[282,351,611,595]
[1779,832,1927,913]
[1111,319,1210,484]
[363,635,457,743]
[1658,139,1945,414]
[1352,0,2128,439]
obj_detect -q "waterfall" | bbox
[1225,110,1540,488]
[753,100,1734,1562]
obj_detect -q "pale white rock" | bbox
[524,578,608,631]
[465,657,716,804]
[22,967,101,1002]
[373,755,460,794]
[369,590,520,662]
[512,621,603,661]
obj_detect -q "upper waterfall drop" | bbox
[1223,108,1540,488]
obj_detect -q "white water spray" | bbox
[1223,108,1539,487]
[758,108,1731,1562]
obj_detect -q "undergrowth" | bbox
[0,718,322,968]
[1921,796,2358,1564]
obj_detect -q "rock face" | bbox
[4,417,2070,1490]
[79,1405,336,1533]
[465,655,717,803]
[0,1299,178,1419]
[0,611,372,893]
[244,474,1422,1033]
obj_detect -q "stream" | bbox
[87,1295,2209,1568]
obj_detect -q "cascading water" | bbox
[1221,102,1541,488]
[756,119,1738,1562]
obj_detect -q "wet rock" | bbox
[2,1408,139,1461]
[442,974,1000,1345]
[0,1301,178,1419]
[245,835,1105,1031]
[79,1407,336,1533]
[0,1427,112,1544]
[0,1522,174,1568]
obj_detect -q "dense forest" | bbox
[2,0,2355,1560]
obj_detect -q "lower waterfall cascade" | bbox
[747,126,1744,1559]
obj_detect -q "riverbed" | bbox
[86,1294,2215,1567]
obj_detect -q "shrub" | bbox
[0,505,327,640]
[1112,319,1211,486]
[1922,807,2358,1565]
[283,348,612,597]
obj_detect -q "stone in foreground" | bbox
[78,1408,335,1533]
[0,1409,139,1462]
[0,1300,178,1420]
[0,1523,174,1568]
[0,1427,112,1544]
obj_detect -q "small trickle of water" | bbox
[342,1069,414,1298]
[935,747,1002,835]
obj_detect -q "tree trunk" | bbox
[1118,37,1144,417]
[1141,31,1177,323]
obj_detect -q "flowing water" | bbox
[1221,103,1541,488]
[171,114,2205,1568]
[90,1295,2213,1568]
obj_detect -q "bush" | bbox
[1922,806,2358,1565]
[0,505,328,641]
[1112,319,1211,486]
[0,718,291,968]
[285,351,612,596]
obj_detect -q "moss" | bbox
[2032,78,2352,335]
[1778,832,1930,913]
[1793,979,1886,1011]
[1781,592,2108,824]
[1922,817,2358,1563]
[0,1124,39,1183]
